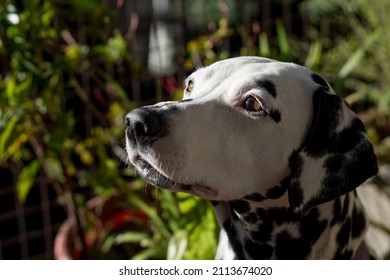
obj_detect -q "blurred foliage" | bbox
[300,0,390,161]
[0,0,218,259]
[1,0,389,260]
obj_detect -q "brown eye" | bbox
[187,80,194,92]
[244,97,263,112]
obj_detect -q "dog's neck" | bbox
[212,191,368,259]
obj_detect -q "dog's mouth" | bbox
[131,154,218,199]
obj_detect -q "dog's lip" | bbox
[191,185,218,197]
[131,154,218,199]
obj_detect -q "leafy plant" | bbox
[0,0,137,258]
[300,0,390,161]
[0,0,219,260]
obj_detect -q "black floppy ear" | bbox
[287,74,378,211]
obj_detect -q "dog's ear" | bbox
[287,73,378,212]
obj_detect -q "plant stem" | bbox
[29,135,87,258]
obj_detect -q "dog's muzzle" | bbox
[124,107,175,189]
[125,107,218,199]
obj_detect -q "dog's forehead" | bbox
[189,57,316,99]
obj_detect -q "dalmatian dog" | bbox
[124,57,378,259]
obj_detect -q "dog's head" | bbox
[125,57,377,211]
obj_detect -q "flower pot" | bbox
[54,196,148,260]
[54,217,77,260]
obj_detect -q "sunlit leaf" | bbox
[167,230,188,260]
[259,32,270,57]
[128,195,171,239]
[275,19,290,59]
[305,40,322,69]
[131,247,166,260]
[0,113,20,157]
[338,30,381,79]
[5,75,16,105]
[101,231,149,254]
[16,160,40,204]
[106,34,127,62]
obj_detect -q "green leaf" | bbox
[5,75,16,106]
[106,34,127,62]
[131,247,166,260]
[45,156,65,183]
[0,113,20,157]
[177,192,199,214]
[304,41,322,69]
[16,160,40,204]
[160,190,180,220]
[338,30,381,79]
[259,32,270,57]
[167,230,188,260]
[275,19,290,58]
[101,231,149,253]
[185,204,218,259]
[114,231,150,244]
[128,195,171,239]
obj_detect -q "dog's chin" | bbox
[131,155,218,200]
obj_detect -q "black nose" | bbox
[125,108,166,145]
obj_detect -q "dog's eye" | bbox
[244,97,263,112]
[187,80,194,92]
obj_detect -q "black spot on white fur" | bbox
[243,193,267,202]
[331,197,342,226]
[269,109,281,123]
[351,205,367,238]
[229,200,251,214]
[287,152,304,207]
[255,79,277,98]
[266,185,287,199]
[337,218,352,251]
